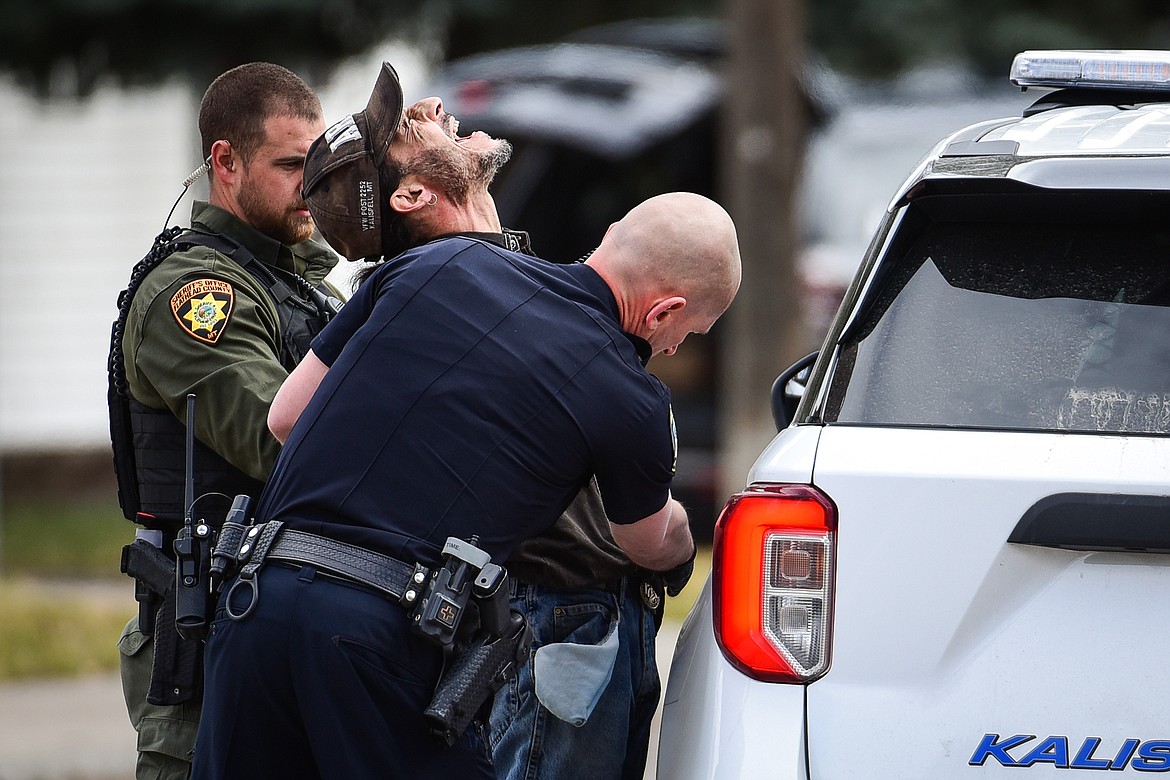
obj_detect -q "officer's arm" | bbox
[268,349,329,444]
[608,496,695,571]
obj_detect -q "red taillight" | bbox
[713,484,837,683]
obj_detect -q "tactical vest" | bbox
[108,227,341,529]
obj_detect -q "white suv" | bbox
[658,50,1170,779]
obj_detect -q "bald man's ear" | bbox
[645,296,687,331]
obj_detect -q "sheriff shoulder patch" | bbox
[170,278,234,344]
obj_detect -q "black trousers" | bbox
[192,563,495,779]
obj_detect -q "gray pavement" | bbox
[0,620,681,780]
[0,672,135,780]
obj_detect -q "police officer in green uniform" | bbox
[110,62,339,780]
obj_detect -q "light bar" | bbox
[1010,50,1170,91]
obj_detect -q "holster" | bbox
[120,538,202,705]
[120,538,172,636]
[424,611,532,747]
[147,586,203,705]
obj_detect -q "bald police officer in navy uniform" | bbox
[191,62,741,780]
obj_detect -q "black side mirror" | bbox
[770,351,818,431]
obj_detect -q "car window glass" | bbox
[825,219,1170,434]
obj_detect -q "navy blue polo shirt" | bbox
[255,237,675,568]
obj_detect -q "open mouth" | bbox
[444,113,491,145]
[443,113,460,140]
[455,130,491,146]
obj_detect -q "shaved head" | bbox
[605,192,741,312]
[587,192,742,354]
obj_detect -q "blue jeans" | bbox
[489,579,662,780]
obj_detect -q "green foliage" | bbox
[0,0,426,97]
[0,579,131,680]
[0,0,722,98]
[2,499,130,578]
[810,0,1170,79]
[5,0,1170,95]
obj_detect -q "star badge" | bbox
[170,278,235,344]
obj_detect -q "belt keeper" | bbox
[236,524,263,562]
[400,563,429,607]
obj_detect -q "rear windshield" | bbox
[824,218,1170,434]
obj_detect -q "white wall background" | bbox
[0,43,430,454]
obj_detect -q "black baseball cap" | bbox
[302,62,404,261]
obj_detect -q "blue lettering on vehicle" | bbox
[1136,742,1170,772]
[1070,737,1112,770]
[971,735,1170,771]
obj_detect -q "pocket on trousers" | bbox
[136,715,199,762]
[118,615,150,657]
[333,634,439,689]
[535,601,621,727]
[550,600,615,646]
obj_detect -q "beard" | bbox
[237,178,315,246]
[405,139,513,206]
[475,139,513,186]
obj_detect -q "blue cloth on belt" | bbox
[532,615,620,726]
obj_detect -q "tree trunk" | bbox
[718,0,809,499]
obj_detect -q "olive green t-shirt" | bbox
[505,478,642,589]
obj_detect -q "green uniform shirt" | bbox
[122,201,340,482]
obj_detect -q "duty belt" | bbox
[224,521,429,621]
